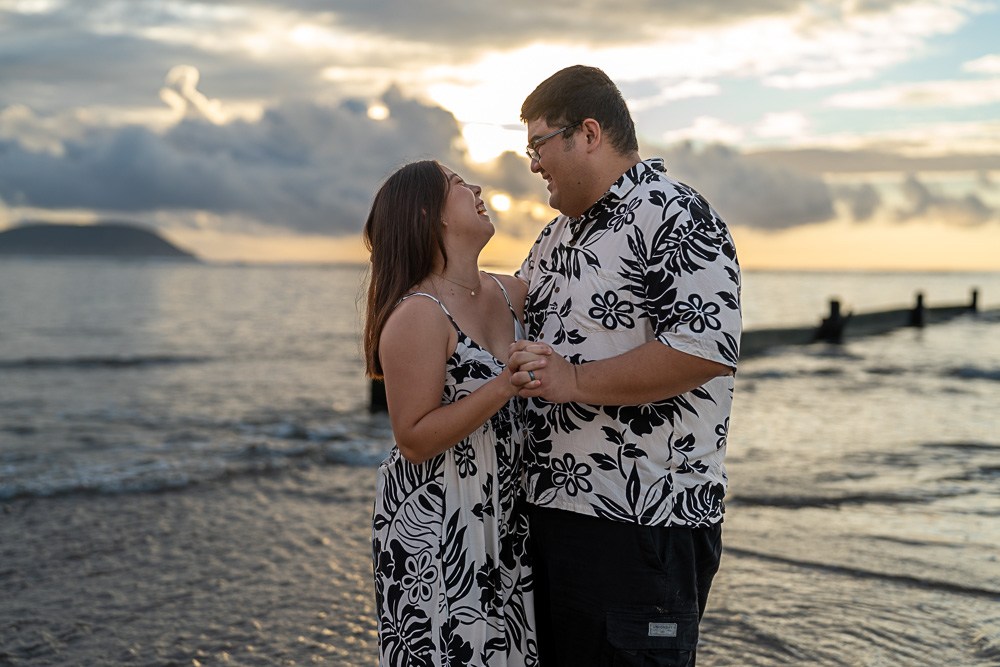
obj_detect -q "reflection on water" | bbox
[1,260,999,665]
[717,316,1000,666]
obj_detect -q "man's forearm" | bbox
[572,340,733,406]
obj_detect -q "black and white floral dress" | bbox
[372,279,537,667]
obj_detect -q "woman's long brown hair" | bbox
[363,160,449,378]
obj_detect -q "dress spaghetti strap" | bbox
[484,273,519,325]
[398,291,460,332]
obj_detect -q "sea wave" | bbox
[946,365,1000,382]
[0,354,214,370]
[0,425,390,501]
[0,442,384,501]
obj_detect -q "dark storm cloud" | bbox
[0,87,466,234]
[834,183,882,221]
[0,7,329,114]
[745,148,1000,225]
[744,147,1000,174]
[2,0,992,238]
[0,0,832,112]
[0,0,819,111]
[473,151,549,201]
[232,0,805,46]
[657,142,836,230]
[0,87,856,237]
[897,174,996,225]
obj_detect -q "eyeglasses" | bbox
[525,121,582,162]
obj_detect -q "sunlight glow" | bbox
[367,103,389,120]
[461,123,524,162]
[489,193,512,212]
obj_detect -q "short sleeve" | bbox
[647,185,741,369]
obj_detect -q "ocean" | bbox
[1,259,998,666]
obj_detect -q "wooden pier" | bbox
[370,288,982,411]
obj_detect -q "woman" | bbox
[363,160,541,666]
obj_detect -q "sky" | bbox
[1,0,999,270]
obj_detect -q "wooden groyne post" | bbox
[909,293,925,327]
[814,299,848,343]
[365,288,984,403]
[741,287,981,359]
[370,379,388,413]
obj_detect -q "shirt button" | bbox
[555,286,560,293]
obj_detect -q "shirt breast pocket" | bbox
[569,268,640,334]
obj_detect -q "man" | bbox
[508,65,742,667]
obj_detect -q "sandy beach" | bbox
[3,263,999,666]
[1,467,380,666]
[3,461,998,666]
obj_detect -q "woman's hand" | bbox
[508,340,553,392]
[510,341,581,403]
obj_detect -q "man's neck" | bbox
[576,152,642,216]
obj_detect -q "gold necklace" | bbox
[434,271,482,296]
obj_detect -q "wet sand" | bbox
[0,468,379,666]
[2,465,998,666]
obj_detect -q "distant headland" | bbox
[0,222,199,261]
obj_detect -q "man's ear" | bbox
[581,118,602,152]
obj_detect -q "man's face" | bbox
[525,118,588,217]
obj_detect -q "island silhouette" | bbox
[0,222,198,261]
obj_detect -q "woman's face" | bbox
[439,165,495,245]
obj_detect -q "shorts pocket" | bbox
[606,607,699,652]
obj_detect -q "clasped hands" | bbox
[507,340,577,403]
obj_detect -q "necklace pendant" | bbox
[470,289,476,296]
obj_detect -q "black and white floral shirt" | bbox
[517,158,742,527]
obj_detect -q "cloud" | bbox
[834,183,883,221]
[755,0,973,89]
[232,0,808,47]
[0,84,469,235]
[896,173,996,225]
[661,117,746,146]
[471,151,548,202]
[754,111,811,139]
[743,148,999,225]
[159,66,230,124]
[2,0,995,245]
[963,54,1000,74]
[4,0,984,118]
[826,78,1000,109]
[656,141,836,230]
[743,146,1000,173]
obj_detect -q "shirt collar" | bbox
[607,157,666,201]
[569,157,667,230]
[572,158,667,225]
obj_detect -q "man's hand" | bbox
[511,339,734,407]
[509,340,578,403]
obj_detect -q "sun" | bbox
[489,193,512,212]
[367,103,390,121]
